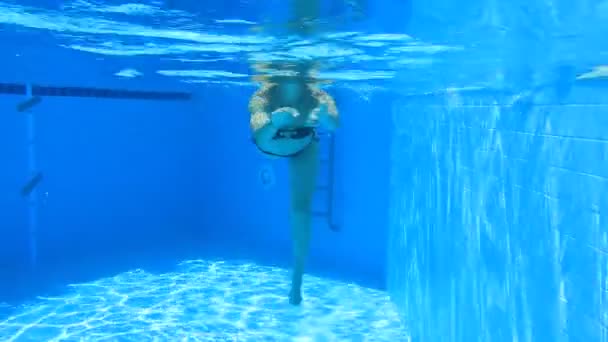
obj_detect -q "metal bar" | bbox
[0,83,27,95]
[25,83,38,269]
[0,83,191,101]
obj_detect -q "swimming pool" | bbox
[1,0,607,341]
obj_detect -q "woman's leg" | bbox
[287,140,319,305]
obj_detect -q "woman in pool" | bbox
[248,0,371,306]
[248,0,367,306]
[248,63,339,305]
[248,0,340,306]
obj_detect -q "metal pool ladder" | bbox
[313,132,340,232]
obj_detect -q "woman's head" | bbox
[279,77,305,104]
[252,61,326,106]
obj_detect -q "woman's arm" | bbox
[309,85,339,130]
[249,84,273,132]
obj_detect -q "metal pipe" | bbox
[25,83,38,269]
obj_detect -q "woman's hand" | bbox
[271,107,300,128]
[308,103,337,131]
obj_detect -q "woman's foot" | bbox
[289,287,302,305]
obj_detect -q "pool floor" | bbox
[0,260,408,341]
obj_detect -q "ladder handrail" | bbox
[314,131,340,232]
[326,133,339,231]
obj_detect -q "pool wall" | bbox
[387,84,608,341]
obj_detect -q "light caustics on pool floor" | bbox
[0,260,407,341]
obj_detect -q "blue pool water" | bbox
[1,0,608,341]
